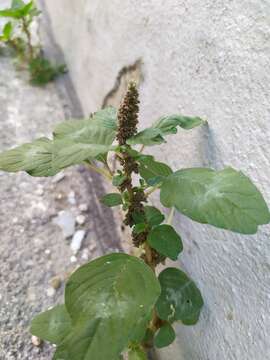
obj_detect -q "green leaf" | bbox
[128,347,147,360]
[2,21,13,40]
[156,267,203,324]
[31,305,72,345]
[52,141,112,169]
[54,253,160,360]
[112,174,127,187]
[53,107,117,146]
[147,224,183,261]
[126,114,205,146]
[154,115,205,135]
[154,323,176,348]
[0,1,33,18]
[12,0,25,9]
[101,193,123,207]
[0,137,58,177]
[138,157,173,186]
[144,206,165,226]
[124,147,154,160]
[127,128,165,146]
[160,167,270,234]
[0,108,117,177]
[0,137,112,177]
[181,310,201,325]
[20,1,33,16]
[132,211,146,224]
[53,108,117,164]
[0,8,22,18]
[133,223,147,234]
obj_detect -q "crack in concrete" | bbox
[102,59,143,109]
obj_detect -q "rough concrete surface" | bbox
[0,31,121,360]
[41,1,270,359]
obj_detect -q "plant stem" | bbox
[166,207,175,225]
[104,159,114,176]
[139,144,145,153]
[85,162,112,180]
[144,243,156,272]
[145,183,162,197]
[116,82,164,354]
[21,17,33,61]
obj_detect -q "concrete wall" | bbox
[40,1,270,359]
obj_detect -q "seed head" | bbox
[116,81,139,145]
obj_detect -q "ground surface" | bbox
[0,53,121,359]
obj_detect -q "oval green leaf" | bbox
[156,267,203,324]
[154,323,176,348]
[160,167,270,234]
[31,305,72,345]
[138,157,173,186]
[147,225,183,261]
[53,253,160,360]
[101,193,123,207]
[3,21,13,40]
[144,206,165,226]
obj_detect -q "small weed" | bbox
[0,0,67,85]
[29,56,67,86]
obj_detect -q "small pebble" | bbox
[81,248,89,261]
[55,192,64,200]
[34,238,42,246]
[52,172,66,183]
[53,210,76,238]
[32,335,42,347]
[46,287,56,297]
[50,276,61,290]
[70,255,77,263]
[44,249,51,255]
[70,230,86,254]
[89,243,97,252]
[79,203,88,212]
[76,214,86,225]
[68,191,76,205]
[35,187,44,196]
[27,287,36,302]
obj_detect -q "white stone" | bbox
[46,287,56,297]
[31,335,42,347]
[70,255,77,263]
[70,230,86,254]
[52,172,66,183]
[89,243,97,252]
[81,248,89,260]
[76,214,86,225]
[35,187,44,196]
[53,210,75,238]
[78,203,88,212]
[67,191,76,205]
